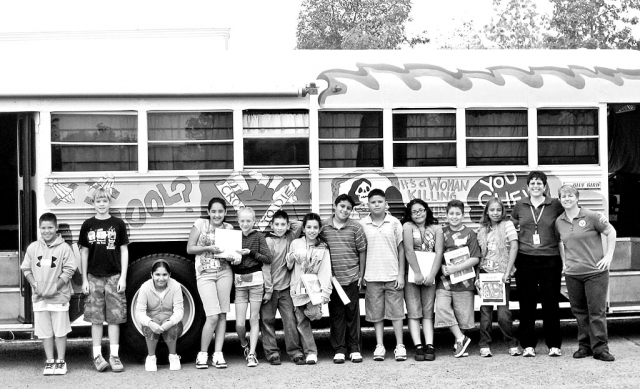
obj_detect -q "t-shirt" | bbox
[360,213,403,282]
[79,216,129,277]
[510,196,564,256]
[192,219,234,279]
[437,225,481,292]
[322,217,367,286]
[555,208,609,276]
[479,220,517,273]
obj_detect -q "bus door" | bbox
[0,113,37,327]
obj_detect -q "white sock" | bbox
[93,346,102,358]
[110,344,119,357]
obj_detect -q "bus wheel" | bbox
[122,253,204,362]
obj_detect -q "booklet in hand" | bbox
[444,247,475,284]
[478,273,507,306]
[408,251,436,284]
[301,273,323,305]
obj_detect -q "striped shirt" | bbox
[360,214,403,282]
[321,217,367,286]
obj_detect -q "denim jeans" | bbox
[479,286,518,348]
[294,304,318,356]
[260,288,304,361]
[515,253,563,349]
[565,271,609,354]
[328,281,361,354]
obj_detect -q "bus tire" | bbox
[122,253,204,363]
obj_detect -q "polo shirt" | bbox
[510,196,564,256]
[360,213,403,283]
[322,216,367,286]
[555,208,609,276]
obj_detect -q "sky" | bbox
[0,0,636,50]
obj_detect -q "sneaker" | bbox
[523,347,536,357]
[349,352,363,363]
[480,347,492,357]
[247,353,259,367]
[414,345,425,361]
[269,355,281,365]
[212,352,227,369]
[293,356,306,365]
[425,344,436,361]
[195,352,208,369]
[169,354,181,371]
[306,354,318,365]
[509,347,522,356]
[394,344,407,361]
[43,359,56,375]
[93,354,109,372]
[54,359,67,375]
[373,344,386,361]
[145,355,157,372]
[594,351,615,362]
[109,355,124,372]
[333,353,345,364]
[573,348,593,359]
[453,336,471,358]
[549,347,562,357]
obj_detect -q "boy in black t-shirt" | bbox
[80,188,129,372]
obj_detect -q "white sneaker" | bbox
[43,359,55,375]
[523,347,536,357]
[305,354,318,365]
[373,344,386,361]
[394,344,407,361]
[247,353,259,367]
[549,347,562,357]
[54,359,67,375]
[333,353,345,364]
[169,354,181,371]
[349,352,363,363]
[195,352,208,369]
[145,355,157,372]
[509,347,522,356]
[212,352,227,369]
[479,348,492,357]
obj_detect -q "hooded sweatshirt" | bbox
[135,278,184,326]
[20,234,76,307]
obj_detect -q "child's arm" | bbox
[186,223,223,256]
[59,244,76,290]
[503,239,519,283]
[426,228,445,285]
[290,220,303,239]
[285,240,298,270]
[262,262,273,303]
[22,250,41,297]
[166,284,184,329]
[403,224,423,284]
[395,242,405,290]
[355,226,367,287]
[80,246,90,294]
[252,234,273,264]
[317,248,333,304]
[118,244,129,293]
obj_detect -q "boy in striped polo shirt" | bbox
[359,189,406,362]
[322,194,368,364]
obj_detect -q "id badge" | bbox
[532,233,541,245]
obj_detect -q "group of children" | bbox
[22,185,523,375]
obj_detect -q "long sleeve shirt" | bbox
[232,230,272,275]
[134,278,184,326]
[286,237,332,307]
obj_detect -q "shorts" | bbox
[365,281,405,322]
[235,284,264,304]
[197,268,233,316]
[142,319,184,341]
[404,280,436,320]
[34,311,72,339]
[434,289,474,330]
[84,274,127,324]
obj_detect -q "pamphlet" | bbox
[444,247,475,284]
[331,276,351,305]
[214,228,242,262]
[478,272,507,306]
[301,273,323,305]
[408,251,437,284]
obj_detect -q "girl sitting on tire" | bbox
[134,260,184,372]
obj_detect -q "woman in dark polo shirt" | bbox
[555,184,617,362]
[510,171,564,358]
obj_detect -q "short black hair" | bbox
[39,212,57,226]
[368,188,385,199]
[334,194,355,208]
[271,209,289,223]
[527,170,548,186]
[446,199,465,214]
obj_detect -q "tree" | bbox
[437,21,486,49]
[483,0,547,49]
[296,0,429,49]
[544,0,640,49]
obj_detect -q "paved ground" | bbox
[1,318,640,389]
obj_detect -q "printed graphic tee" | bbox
[79,216,129,277]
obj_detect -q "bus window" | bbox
[538,109,599,165]
[319,111,382,168]
[243,110,309,167]
[148,111,233,170]
[51,112,138,172]
[392,110,456,167]
[466,110,528,166]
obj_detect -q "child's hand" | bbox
[321,297,330,305]
[82,280,89,295]
[502,273,511,283]
[413,272,425,285]
[262,292,272,304]
[236,249,251,256]
[117,276,126,293]
[148,321,164,334]
[31,283,41,298]
[424,275,435,286]
[208,245,223,254]
[443,265,456,276]
[394,275,405,290]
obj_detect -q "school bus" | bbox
[1,31,639,358]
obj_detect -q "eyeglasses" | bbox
[411,208,426,216]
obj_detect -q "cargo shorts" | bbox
[84,273,127,324]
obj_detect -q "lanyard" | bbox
[529,205,545,234]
